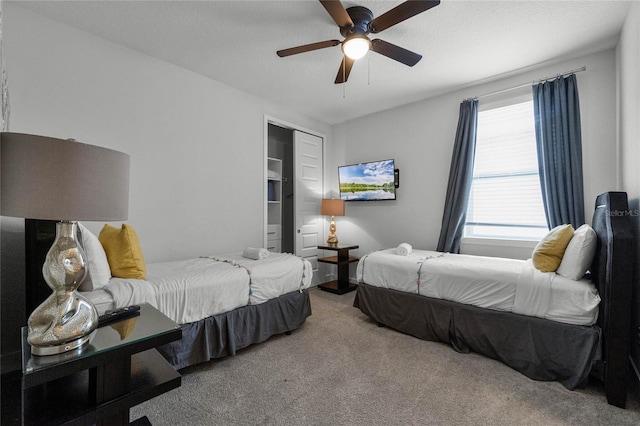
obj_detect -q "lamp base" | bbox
[327,215,339,247]
[27,291,99,356]
[27,221,98,356]
[30,329,97,356]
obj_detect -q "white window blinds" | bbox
[465,97,548,240]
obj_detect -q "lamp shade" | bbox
[321,198,345,217]
[1,133,130,221]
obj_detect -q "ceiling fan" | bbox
[277,0,440,84]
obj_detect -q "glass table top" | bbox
[22,303,180,375]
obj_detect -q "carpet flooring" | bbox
[129,287,640,425]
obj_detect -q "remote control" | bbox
[98,305,141,327]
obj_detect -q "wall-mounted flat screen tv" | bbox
[339,159,396,201]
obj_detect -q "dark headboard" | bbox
[590,191,634,408]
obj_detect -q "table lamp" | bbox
[1,133,130,355]
[321,198,345,247]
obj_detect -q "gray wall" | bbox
[0,4,332,372]
[331,49,619,261]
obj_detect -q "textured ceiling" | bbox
[10,0,632,124]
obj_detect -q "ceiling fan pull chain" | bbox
[368,54,371,86]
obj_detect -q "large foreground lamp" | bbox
[321,198,345,247]
[1,133,130,355]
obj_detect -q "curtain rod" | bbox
[466,66,587,101]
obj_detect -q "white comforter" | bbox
[356,249,600,325]
[90,252,312,324]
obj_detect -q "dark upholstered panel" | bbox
[591,192,633,408]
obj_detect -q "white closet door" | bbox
[294,131,323,274]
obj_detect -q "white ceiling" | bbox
[10,0,632,125]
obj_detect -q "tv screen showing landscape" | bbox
[339,159,396,201]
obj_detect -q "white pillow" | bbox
[78,222,112,291]
[556,224,597,280]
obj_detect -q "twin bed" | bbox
[353,192,633,408]
[82,251,313,370]
[24,219,315,371]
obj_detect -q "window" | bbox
[464,93,548,240]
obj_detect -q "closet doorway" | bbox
[264,118,323,275]
[267,124,295,253]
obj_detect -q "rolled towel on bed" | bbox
[396,243,413,256]
[243,247,270,260]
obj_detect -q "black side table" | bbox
[317,244,359,294]
[21,303,182,425]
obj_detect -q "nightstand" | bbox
[317,244,359,294]
[21,303,182,425]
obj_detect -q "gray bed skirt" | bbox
[354,283,602,390]
[157,289,311,370]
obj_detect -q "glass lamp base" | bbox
[27,221,98,356]
[30,330,97,356]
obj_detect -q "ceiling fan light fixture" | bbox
[277,1,440,83]
[342,36,370,60]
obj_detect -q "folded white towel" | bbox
[396,243,413,256]
[243,247,270,260]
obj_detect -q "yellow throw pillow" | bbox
[532,224,575,272]
[99,224,147,280]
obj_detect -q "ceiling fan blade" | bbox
[334,56,355,84]
[277,40,341,57]
[371,39,422,67]
[370,0,440,33]
[319,0,354,28]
